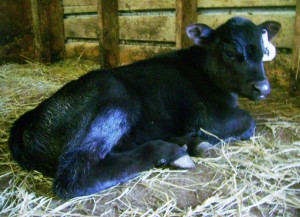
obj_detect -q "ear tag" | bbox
[262,29,276,61]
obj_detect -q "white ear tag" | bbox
[262,29,276,61]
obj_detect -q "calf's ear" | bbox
[259,21,281,41]
[186,24,214,46]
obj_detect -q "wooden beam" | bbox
[63,0,175,12]
[65,42,175,65]
[197,0,296,8]
[290,0,300,96]
[65,42,100,62]
[31,0,65,62]
[63,0,96,6]
[64,16,175,42]
[31,0,51,62]
[97,0,119,68]
[175,0,197,49]
[48,0,66,61]
[119,44,175,65]
[119,0,175,11]
[119,16,175,42]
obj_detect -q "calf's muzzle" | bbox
[250,80,270,100]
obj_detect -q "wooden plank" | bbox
[97,0,119,68]
[63,0,97,14]
[197,0,296,8]
[31,0,65,62]
[64,17,98,38]
[119,16,175,42]
[65,42,100,62]
[65,42,175,64]
[197,14,295,48]
[119,44,175,65]
[64,6,97,14]
[118,0,175,11]
[176,0,197,49]
[64,16,175,42]
[62,0,96,6]
[62,0,174,12]
[290,0,300,96]
[62,0,296,14]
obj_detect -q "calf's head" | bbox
[187,17,281,101]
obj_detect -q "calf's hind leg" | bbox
[53,140,194,199]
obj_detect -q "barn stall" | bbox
[0,0,300,216]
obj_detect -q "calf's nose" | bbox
[250,80,270,97]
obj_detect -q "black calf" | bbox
[9,17,280,199]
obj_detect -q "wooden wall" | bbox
[0,0,34,63]
[0,0,299,95]
[0,0,65,63]
[63,0,177,64]
[63,0,297,65]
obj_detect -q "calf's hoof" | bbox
[195,142,221,158]
[149,141,195,169]
[171,154,195,169]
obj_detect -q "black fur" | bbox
[9,17,280,199]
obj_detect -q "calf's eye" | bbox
[224,50,235,59]
[223,50,245,62]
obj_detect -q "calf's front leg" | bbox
[170,108,255,157]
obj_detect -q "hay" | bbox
[0,59,299,216]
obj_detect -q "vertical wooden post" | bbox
[31,0,51,62]
[97,0,119,69]
[48,0,65,62]
[31,0,65,62]
[290,0,300,96]
[175,0,197,49]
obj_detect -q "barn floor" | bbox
[0,59,299,216]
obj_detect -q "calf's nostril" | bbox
[250,81,270,95]
[251,84,261,93]
[255,84,269,92]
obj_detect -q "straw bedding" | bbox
[0,58,299,216]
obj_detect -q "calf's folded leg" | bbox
[169,108,255,157]
[53,140,194,199]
